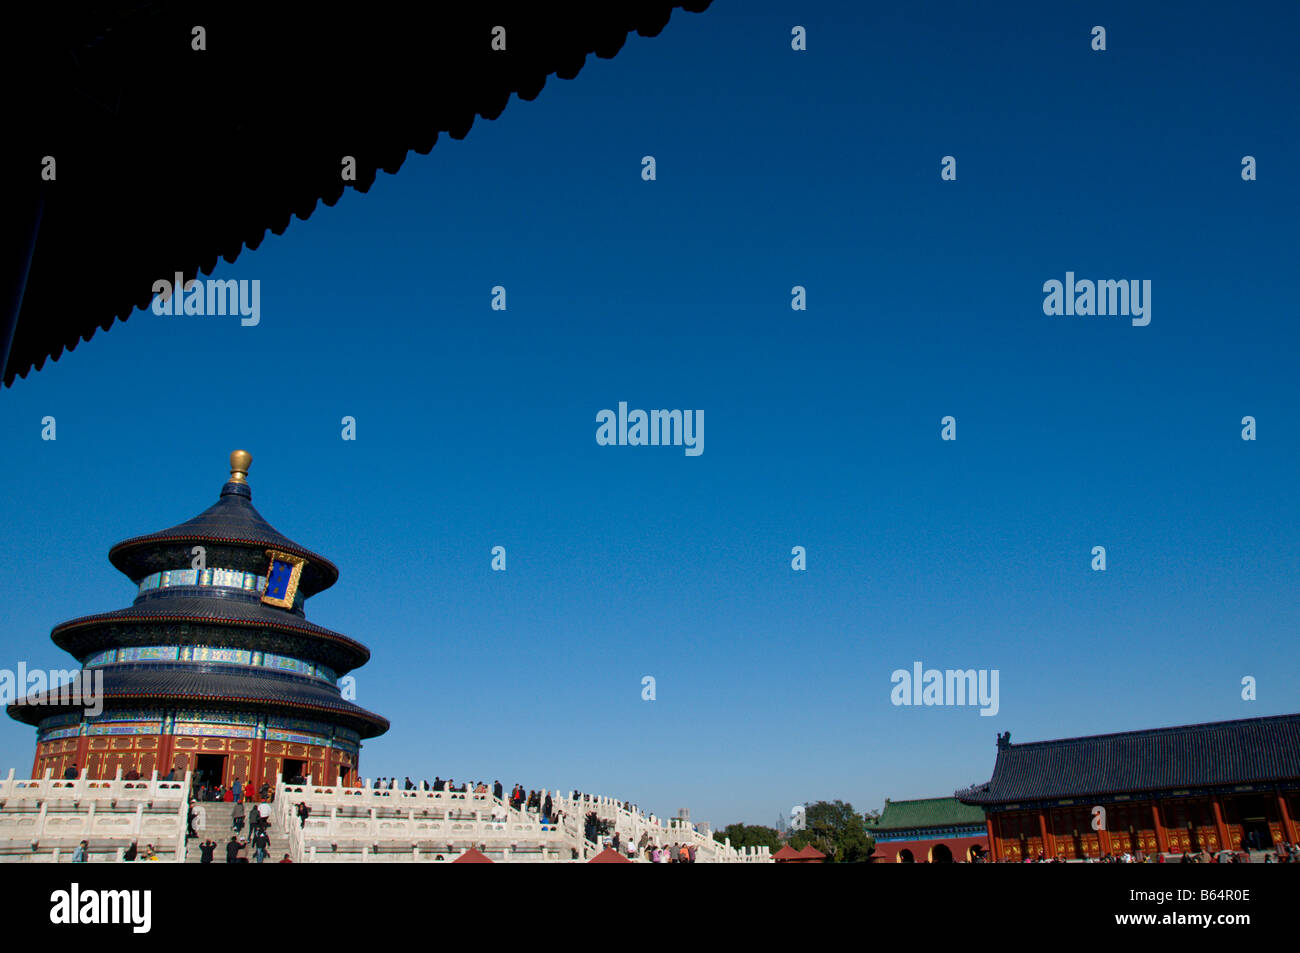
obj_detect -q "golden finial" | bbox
[229,449,252,484]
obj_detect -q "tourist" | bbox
[123,841,138,862]
[124,767,141,781]
[63,764,78,780]
[199,839,216,864]
[72,840,88,863]
[259,781,271,802]
[297,802,312,828]
[257,799,272,830]
[233,797,246,832]
[187,799,198,838]
[143,844,159,861]
[232,776,243,802]
[493,780,503,800]
[225,835,245,863]
[253,827,270,864]
[279,854,293,863]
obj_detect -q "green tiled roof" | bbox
[867,797,986,831]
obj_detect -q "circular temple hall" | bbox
[6,451,387,788]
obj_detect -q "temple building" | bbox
[865,797,988,863]
[956,714,1300,861]
[6,451,387,789]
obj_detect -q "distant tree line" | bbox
[715,800,878,862]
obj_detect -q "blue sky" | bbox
[2,1,1297,828]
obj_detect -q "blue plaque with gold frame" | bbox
[261,550,306,608]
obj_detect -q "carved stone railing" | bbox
[0,767,189,862]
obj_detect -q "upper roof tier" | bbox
[108,451,339,597]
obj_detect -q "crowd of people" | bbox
[191,775,274,804]
[1003,842,1300,863]
[183,775,285,863]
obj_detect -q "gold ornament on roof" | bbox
[229,450,252,484]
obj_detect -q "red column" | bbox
[1037,810,1051,860]
[249,738,265,793]
[157,734,174,778]
[985,817,998,862]
[1151,801,1169,854]
[1211,796,1231,851]
[74,734,91,778]
[1277,794,1297,845]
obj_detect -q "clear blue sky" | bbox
[2,1,1297,828]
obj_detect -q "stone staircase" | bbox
[184,801,292,863]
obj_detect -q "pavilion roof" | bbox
[2,2,712,387]
[772,844,802,860]
[866,797,987,831]
[956,713,1300,805]
[6,662,390,737]
[108,479,340,596]
[50,596,371,674]
[453,848,495,864]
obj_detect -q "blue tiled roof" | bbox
[6,662,388,737]
[957,714,1300,804]
[109,481,339,595]
[51,593,370,671]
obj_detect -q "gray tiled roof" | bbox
[51,591,370,671]
[109,481,339,595]
[956,714,1300,804]
[6,662,388,737]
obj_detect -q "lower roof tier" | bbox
[6,662,389,738]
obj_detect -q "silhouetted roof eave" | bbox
[2,1,714,387]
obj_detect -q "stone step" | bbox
[183,801,288,862]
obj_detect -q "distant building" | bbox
[957,714,1300,861]
[865,797,987,862]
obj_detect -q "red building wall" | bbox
[32,734,358,790]
[873,833,986,863]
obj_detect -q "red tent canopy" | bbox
[588,847,634,863]
[453,847,495,863]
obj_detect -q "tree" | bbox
[714,823,783,852]
[787,800,876,863]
